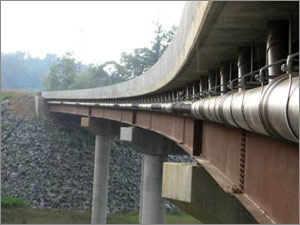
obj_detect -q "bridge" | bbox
[38,1,299,224]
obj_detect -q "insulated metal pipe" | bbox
[266,20,289,81]
[238,47,251,92]
[191,74,299,143]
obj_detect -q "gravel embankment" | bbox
[1,99,189,213]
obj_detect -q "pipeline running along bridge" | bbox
[39,1,299,224]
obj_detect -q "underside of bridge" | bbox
[39,1,299,224]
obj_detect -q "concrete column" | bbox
[139,155,145,223]
[120,127,187,224]
[34,92,48,117]
[141,154,167,224]
[91,134,110,224]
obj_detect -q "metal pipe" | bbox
[191,75,299,143]
[199,77,205,98]
[215,70,219,94]
[208,70,216,95]
[47,73,299,143]
[220,61,230,95]
[186,86,190,100]
[192,82,198,99]
[289,13,292,55]
[266,20,289,82]
[287,52,299,74]
[238,47,251,92]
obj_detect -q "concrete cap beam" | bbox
[120,126,187,156]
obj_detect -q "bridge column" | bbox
[120,126,187,224]
[81,118,111,224]
[141,154,167,224]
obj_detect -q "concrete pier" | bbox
[140,154,167,224]
[81,118,112,224]
[91,134,110,224]
[120,127,187,224]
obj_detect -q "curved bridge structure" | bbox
[40,1,299,224]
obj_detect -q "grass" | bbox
[1,196,200,224]
[1,196,28,208]
[1,207,200,224]
[1,93,15,101]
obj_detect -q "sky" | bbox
[1,1,185,65]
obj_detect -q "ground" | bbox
[1,207,200,224]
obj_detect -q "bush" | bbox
[1,196,28,208]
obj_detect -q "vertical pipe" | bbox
[289,13,292,55]
[266,20,288,82]
[229,61,232,81]
[250,44,254,82]
[186,86,190,100]
[192,83,196,99]
[220,61,230,95]
[91,135,110,224]
[204,76,208,95]
[208,70,216,96]
[215,71,219,94]
[199,78,204,97]
[141,154,167,224]
[238,47,251,92]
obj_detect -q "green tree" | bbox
[43,62,60,91]
[119,22,177,80]
[43,23,177,91]
[69,72,90,90]
[57,52,78,90]
[43,52,79,90]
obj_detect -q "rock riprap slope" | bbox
[1,99,189,213]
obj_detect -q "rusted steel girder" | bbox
[49,105,201,156]
[200,121,298,224]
